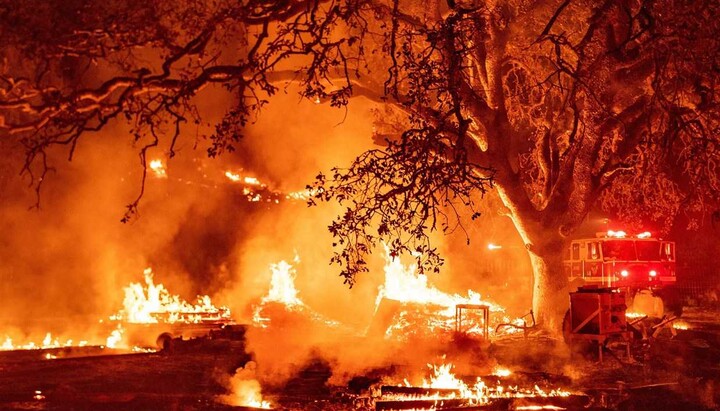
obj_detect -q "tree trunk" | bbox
[501,202,570,331]
[527,248,569,332]
[495,180,575,332]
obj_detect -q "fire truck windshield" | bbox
[602,240,636,260]
[636,241,661,261]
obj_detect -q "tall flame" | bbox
[262,258,303,306]
[376,245,502,314]
[375,245,515,339]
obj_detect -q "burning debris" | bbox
[110,267,231,324]
[251,256,342,330]
[373,362,581,411]
[373,246,522,340]
[223,169,315,203]
[1,334,88,351]
[2,267,232,354]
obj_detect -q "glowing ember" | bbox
[492,366,512,377]
[225,171,242,182]
[224,170,264,186]
[149,159,167,178]
[285,188,319,201]
[111,268,231,324]
[244,176,262,185]
[672,320,690,330]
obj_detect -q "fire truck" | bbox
[563,230,677,293]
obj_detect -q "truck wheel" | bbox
[156,332,173,352]
[562,309,572,344]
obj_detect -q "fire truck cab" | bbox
[563,230,676,290]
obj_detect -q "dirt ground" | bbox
[1,308,718,410]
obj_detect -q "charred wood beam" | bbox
[375,398,474,410]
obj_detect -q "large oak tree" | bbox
[1,0,719,327]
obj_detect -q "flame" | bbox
[672,320,690,330]
[224,170,264,187]
[262,259,303,306]
[244,176,262,185]
[220,363,272,409]
[377,245,501,312]
[376,245,510,338]
[253,257,304,325]
[285,188,319,201]
[252,256,341,330]
[111,268,231,324]
[227,378,271,409]
[149,159,167,178]
[492,366,512,377]
[105,326,124,348]
[2,268,225,353]
[0,333,77,351]
[225,171,241,182]
[387,362,571,406]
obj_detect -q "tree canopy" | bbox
[2,0,719,323]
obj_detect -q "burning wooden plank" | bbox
[380,385,463,397]
[375,395,589,411]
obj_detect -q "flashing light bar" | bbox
[607,230,627,238]
[487,243,503,250]
[604,230,653,239]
